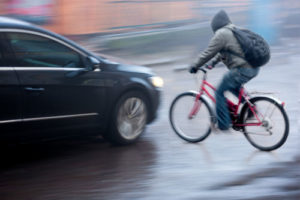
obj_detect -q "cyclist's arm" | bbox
[193,31,225,68]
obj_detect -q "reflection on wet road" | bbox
[0,138,156,200]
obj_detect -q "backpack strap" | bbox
[223,26,245,60]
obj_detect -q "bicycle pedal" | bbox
[232,125,242,131]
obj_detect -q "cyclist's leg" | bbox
[216,67,259,130]
[216,71,237,130]
[235,67,260,117]
[229,67,260,98]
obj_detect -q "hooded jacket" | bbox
[194,10,250,69]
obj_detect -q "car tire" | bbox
[106,91,148,145]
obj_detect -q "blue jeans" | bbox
[216,67,260,130]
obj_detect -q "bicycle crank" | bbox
[262,118,273,135]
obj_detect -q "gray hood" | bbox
[211,10,232,32]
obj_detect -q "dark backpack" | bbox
[228,27,270,67]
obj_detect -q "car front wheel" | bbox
[107,91,148,145]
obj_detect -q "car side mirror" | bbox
[87,56,101,70]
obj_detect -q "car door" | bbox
[0,33,22,134]
[5,31,107,133]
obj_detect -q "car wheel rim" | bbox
[117,97,147,140]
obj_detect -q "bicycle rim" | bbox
[242,97,289,151]
[169,92,213,142]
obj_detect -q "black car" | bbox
[0,17,162,144]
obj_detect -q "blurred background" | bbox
[1,1,300,200]
[1,0,299,62]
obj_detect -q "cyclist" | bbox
[189,10,260,130]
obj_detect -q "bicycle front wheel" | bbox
[169,92,213,142]
[241,96,289,151]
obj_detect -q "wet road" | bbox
[0,43,299,199]
[1,1,300,199]
[148,48,300,199]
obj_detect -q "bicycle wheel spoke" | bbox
[242,97,289,151]
[262,102,276,120]
[170,92,212,142]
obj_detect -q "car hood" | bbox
[97,53,134,65]
[98,53,154,75]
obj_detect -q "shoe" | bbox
[211,122,232,133]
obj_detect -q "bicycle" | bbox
[169,67,289,151]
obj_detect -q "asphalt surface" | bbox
[1,1,300,199]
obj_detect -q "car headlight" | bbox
[149,76,164,88]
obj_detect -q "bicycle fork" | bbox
[188,93,202,119]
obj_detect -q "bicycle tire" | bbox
[240,96,289,151]
[169,92,214,142]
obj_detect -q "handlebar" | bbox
[198,67,207,74]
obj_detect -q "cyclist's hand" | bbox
[189,65,198,74]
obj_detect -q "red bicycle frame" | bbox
[189,69,262,127]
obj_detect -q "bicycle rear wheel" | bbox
[169,92,213,142]
[241,96,289,151]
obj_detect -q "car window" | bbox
[7,32,84,68]
[0,34,5,66]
